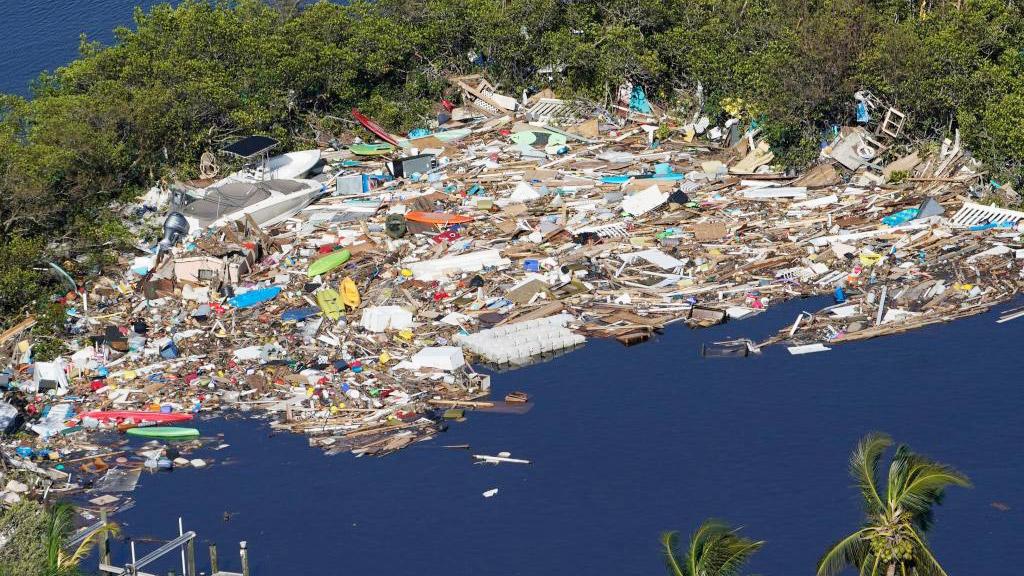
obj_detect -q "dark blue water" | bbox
[1,0,163,96]
[97,297,1022,576]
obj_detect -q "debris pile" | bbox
[3,78,1023,504]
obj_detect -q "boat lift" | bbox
[92,514,251,576]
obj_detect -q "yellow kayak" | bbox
[340,277,361,310]
[316,288,343,320]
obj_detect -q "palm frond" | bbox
[850,433,891,515]
[662,531,688,576]
[891,453,970,529]
[907,528,950,576]
[817,529,870,576]
[688,520,723,576]
[44,503,75,573]
[713,532,765,576]
[687,519,762,576]
[64,522,120,567]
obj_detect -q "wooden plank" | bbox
[0,316,36,345]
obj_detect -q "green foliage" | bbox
[2,0,1024,329]
[30,302,70,362]
[889,170,910,184]
[0,236,48,317]
[661,519,764,576]
[817,432,971,576]
[0,500,49,576]
[0,501,117,576]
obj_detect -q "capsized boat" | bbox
[179,178,325,230]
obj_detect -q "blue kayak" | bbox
[229,286,282,309]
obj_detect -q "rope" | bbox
[199,151,219,179]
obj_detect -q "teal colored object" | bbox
[125,426,200,440]
[654,162,672,175]
[408,128,431,138]
[881,208,920,227]
[600,173,685,184]
[630,86,652,114]
[229,286,281,309]
[969,221,1014,231]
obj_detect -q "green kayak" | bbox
[307,249,351,278]
[350,143,394,156]
[126,426,200,440]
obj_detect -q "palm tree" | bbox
[43,502,119,576]
[662,519,764,576]
[817,432,971,576]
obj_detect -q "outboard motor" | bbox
[158,212,190,252]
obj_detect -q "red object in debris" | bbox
[79,410,193,424]
[441,99,455,112]
[433,290,449,302]
[318,245,336,254]
[432,230,461,244]
[351,108,399,146]
[90,379,105,391]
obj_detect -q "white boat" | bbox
[180,178,325,231]
[185,149,322,199]
[249,149,322,181]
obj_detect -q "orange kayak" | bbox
[405,211,474,225]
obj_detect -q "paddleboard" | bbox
[340,277,360,310]
[307,249,351,277]
[229,286,281,309]
[79,411,193,424]
[350,143,395,156]
[405,211,474,225]
[125,426,200,440]
[600,173,685,184]
[317,288,343,320]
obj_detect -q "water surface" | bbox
[98,298,1022,576]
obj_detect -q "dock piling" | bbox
[239,541,250,576]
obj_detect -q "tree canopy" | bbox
[2,0,1024,325]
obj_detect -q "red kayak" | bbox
[79,411,193,424]
[352,108,400,146]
